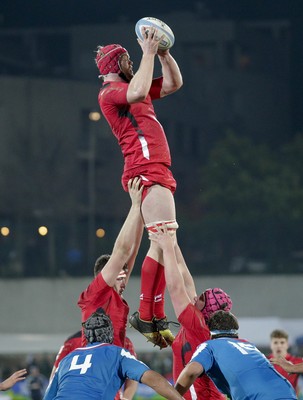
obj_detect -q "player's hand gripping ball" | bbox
[135,17,175,50]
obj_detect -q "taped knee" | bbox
[145,220,179,234]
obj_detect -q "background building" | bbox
[1,11,302,276]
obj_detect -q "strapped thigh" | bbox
[145,220,179,234]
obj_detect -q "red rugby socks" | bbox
[138,256,166,322]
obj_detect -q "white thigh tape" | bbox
[145,220,179,232]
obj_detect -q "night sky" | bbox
[1,0,302,29]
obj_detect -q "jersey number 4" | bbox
[70,354,92,374]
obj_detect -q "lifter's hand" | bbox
[128,177,143,207]
[149,224,175,250]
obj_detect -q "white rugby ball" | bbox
[135,17,175,50]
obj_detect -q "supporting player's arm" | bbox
[149,226,191,318]
[174,362,204,396]
[124,203,144,285]
[101,177,143,287]
[174,241,197,302]
[141,370,184,400]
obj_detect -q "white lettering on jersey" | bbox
[228,341,259,355]
[69,354,92,374]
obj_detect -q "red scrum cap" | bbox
[95,44,128,75]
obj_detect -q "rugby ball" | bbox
[135,17,175,50]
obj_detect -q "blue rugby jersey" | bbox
[191,337,297,400]
[44,343,149,400]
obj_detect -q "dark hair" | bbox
[94,254,128,278]
[94,254,111,276]
[208,310,239,339]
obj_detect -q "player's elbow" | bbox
[175,78,183,90]
[133,94,147,103]
[161,80,183,97]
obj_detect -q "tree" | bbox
[195,131,303,272]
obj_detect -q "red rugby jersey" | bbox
[124,336,137,358]
[78,273,129,348]
[172,303,226,400]
[53,331,82,369]
[98,78,171,172]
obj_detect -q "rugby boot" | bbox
[154,317,180,346]
[129,311,168,349]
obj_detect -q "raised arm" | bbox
[141,370,184,400]
[124,211,144,286]
[101,177,143,287]
[174,241,197,302]
[149,226,191,318]
[127,27,161,103]
[158,49,183,97]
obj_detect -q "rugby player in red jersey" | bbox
[95,25,183,348]
[49,331,82,381]
[149,225,232,400]
[78,177,143,400]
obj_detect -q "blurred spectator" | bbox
[267,329,303,397]
[26,366,47,400]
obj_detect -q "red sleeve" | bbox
[99,82,128,105]
[178,303,209,335]
[77,273,112,322]
[124,336,137,358]
[53,333,82,368]
[149,77,163,100]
